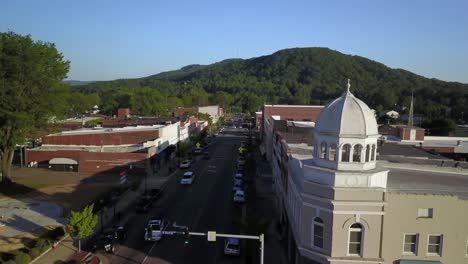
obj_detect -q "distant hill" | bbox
[64,80,92,86]
[73,47,468,120]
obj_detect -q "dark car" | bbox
[93,232,117,254]
[203,152,210,159]
[143,188,162,200]
[92,225,128,253]
[135,197,152,213]
[92,224,127,253]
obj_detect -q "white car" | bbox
[234,172,243,180]
[232,182,242,192]
[224,238,240,256]
[234,178,242,186]
[181,171,194,185]
[145,218,164,241]
[237,157,246,165]
[233,190,245,203]
[180,160,191,169]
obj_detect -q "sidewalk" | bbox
[33,161,179,264]
[253,148,289,264]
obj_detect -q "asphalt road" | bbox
[100,128,248,264]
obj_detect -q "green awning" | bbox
[400,261,442,264]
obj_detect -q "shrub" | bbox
[30,247,40,259]
[4,260,16,264]
[14,251,31,264]
[35,238,50,252]
[47,226,66,241]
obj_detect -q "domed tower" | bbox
[313,79,379,171]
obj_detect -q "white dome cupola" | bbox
[313,80,380,171]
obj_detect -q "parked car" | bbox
[203,152,210,159]
[93,233,116,253]
[232,182,242,192]
[145,218,164,241]
[237,156,246,165]
[181,171,195,185]
[143,188,162,200]
[193,148,203,154]
[135,197,152,213]
[234,178,242,186]
[180,160,191,169]
[233,190,245,203]
[234,172,243,180]
[224,238,241,256]
[237,164,245,172]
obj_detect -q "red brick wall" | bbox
[416,130,425,140]
[25,149,149,173]
[399,128,425,141]
[43,130,159,146]
[117,108,129,119]
[264,106,323,122]
[422,147,454,154]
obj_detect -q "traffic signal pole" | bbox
[169,223,264,264]
[181,231,265,264]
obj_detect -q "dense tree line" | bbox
[73,48,468,122]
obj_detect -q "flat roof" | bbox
[264,105,323,108]
[379,143,446,160]
[30,144,147,153]
[53,125,164,136]
[383,161,468,199]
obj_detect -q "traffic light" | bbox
[183,229,190,246]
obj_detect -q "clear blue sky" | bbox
[1,0,467,83]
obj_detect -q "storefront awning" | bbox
[400,261,442,264]
[49,158,78,165]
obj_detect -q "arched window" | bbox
[341,144,351,162]
[371,144,376,161]
[321,142,327,159]
[329,144,337,161]
[365,145,370,162]
[313,217,324,248]
[348,223,363,256]
[353,145,362,162]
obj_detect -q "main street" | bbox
[100,128,249,264]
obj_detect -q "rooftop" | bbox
[31,144,148,153]
[288,142,468,199]
[53,125,164,136]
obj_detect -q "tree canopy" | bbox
[73,47,468,122]
[67,203,98,252]
[0,32,70,183]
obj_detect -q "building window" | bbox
[342,144,351,162]
[348,223,363,256]
[321,142,327,159]
[371,144,376,161]
[427,235,443,256]
[365,145,370,162]
[313,217,324,249]
[353,144,362,162]
[403,234,418,255]
[417,208,433,218]
[329,144,337,161]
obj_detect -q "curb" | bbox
[30,233,70,264]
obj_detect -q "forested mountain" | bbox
[73,47,468,121]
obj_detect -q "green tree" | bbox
[130,87,167,116]
[67,204,98,253]
[0,32,69,183]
